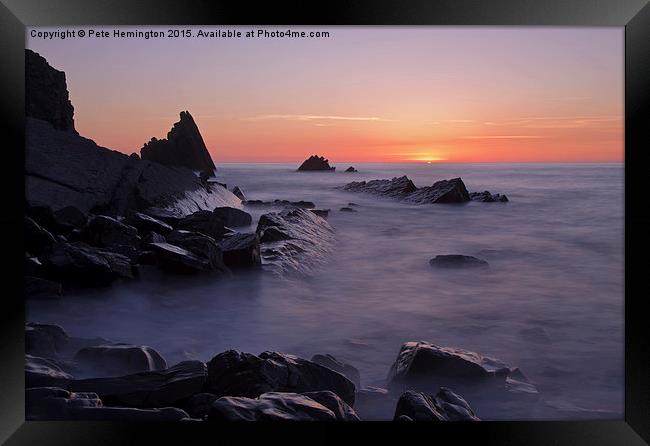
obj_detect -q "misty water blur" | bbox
[26,163,624,419]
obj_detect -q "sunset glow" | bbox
[27,27,624,163]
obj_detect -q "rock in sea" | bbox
[429,254,489,268]
[297,155,336,171]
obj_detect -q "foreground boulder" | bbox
[354,386,397,421]
[393,389,480,421]
[67,360,207,408]
[41,242,135,286]
[209,392,357,421]
[470,191,509,202]
[343,175,505,205]
[206,350,356,406]
[311,354,361,388]
[213,206,252,227]
[256,208,336,276]
[218,233,261,268]
[429,255,489,269]
[297,155,335,171]
[74,344,167,377]
[140,110,216,173]
[26,387,189,421]
[386,341,537,402]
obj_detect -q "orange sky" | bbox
[28,27,624,163]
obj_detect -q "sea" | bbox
[26,162,624,420]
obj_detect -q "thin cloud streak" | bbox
[459,135,547,140]
[245,114,394,122]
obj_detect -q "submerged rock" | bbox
[66,360,207,408]
[429,255,489,268]
[74,344,167,377]
[470,191,509,202]
[256,208,336,276]
[297,155,335,171]
[311,354,361,388]
[140,110,216,173]
[393,388,480,421]
[340,207,357,213]
[206,350,356,406]
[209,392,351,421]
[218,233,261,268]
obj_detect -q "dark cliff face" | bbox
[25,49,76,133]
[140,111,216,173]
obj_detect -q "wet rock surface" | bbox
[209,392,345,421]
[256,208,336,276]
[393,388,480,421]
[470,191,509,202]
[74,344,167,377]
[66,360,208,408]
[218,233,261,268]
[429,255,489,268]
[311,354,361,388]
[343,175,506,204]
[297,155,335,171]
[140,110,216,173]
[206,350,356,406]
[212,206,252,227]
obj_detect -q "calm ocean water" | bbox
[27,163,624,419]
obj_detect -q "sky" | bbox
[27,26,624,163]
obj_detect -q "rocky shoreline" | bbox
[26,322,545,421]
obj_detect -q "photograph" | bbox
[21,24,628,423]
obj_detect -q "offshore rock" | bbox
[297,155,335,171]
[470,191,509,202]
[429,255,489,269]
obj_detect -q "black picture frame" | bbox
[1,0,648,444]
